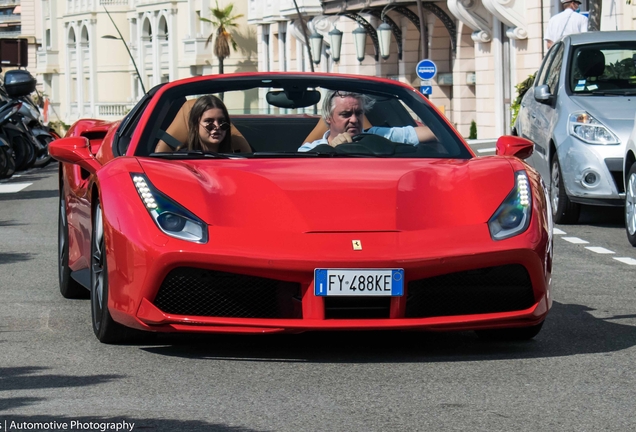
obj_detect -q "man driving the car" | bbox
[298,90,435,152]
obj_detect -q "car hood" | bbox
[571,96,636,140]
[138,157,516,232]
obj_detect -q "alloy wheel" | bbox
[550,159,560,216]
[58,195,67,284]
[91,204,105,330]
[627,171,636,236]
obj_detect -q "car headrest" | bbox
[577,49,606,78]
[303,115,373,145]
[155,98,251,153]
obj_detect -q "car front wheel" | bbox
[551,156,580,224]
[59,191,88,299]
[91,200,128,343]
[626,164,636,246]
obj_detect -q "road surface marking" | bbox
[553,228,566,235]
[585,246,615,254]
[476,147,496,153]
[0,183,32,193]
[562,237,589,244]
[614,257,636,265]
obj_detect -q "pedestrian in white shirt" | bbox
[544,0,588,49]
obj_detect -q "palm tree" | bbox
[200,1,244,74]
[588,0,602,31]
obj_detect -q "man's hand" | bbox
[330,132,354,147]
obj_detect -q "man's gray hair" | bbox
[321,90,375,121]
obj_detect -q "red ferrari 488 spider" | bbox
[50,73,553,343]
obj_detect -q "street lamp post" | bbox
[309,32,324,65]
[329,27,343,63]
[102,6,146,94]
[352,26,367,62]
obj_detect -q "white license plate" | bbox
[314,269,404,296]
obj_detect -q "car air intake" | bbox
[154,267,302,319]
[324,297,391,319]
[405,264,535,318]
[604,158,625,194]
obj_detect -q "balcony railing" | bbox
[0,30,21,37]
[66,0,127,14]
[0,15,21,23]
[97,103,134,118]
[0,0,20,7]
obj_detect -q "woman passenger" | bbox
[184,95,233,153]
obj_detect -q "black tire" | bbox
[13,136,35,171]
[625,163,636,247]
[0,145,15,179]
[33,135,53,168]
[90,200,130,343]
[0,145,7,178]
[476,321,544,341]
[550,156,580,224]
[58,190,89,299]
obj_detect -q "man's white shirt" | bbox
[298,126,419,152]
[544,9,588,44]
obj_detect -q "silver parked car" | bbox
[515,31,636,224]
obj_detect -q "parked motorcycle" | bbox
[0,98,23,178]
[16,93,54,167]
[0,69,54,173]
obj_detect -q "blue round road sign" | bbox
[416,59,437,80]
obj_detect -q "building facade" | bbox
[33,0,256,125]
[18,0,636,133]
[248,0,636,138]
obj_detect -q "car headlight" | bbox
[568,112,619,145]
[131,174,208,243]
[488,171,532,241]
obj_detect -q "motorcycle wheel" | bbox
[33,135,53,168]
[0,145,16,179]
[13,136,35,171]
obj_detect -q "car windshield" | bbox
[136,76,471,160]
[569,41,636,95]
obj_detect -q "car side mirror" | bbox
[49,136,101,173]
[534,84,553,104]
[495,135,534,160]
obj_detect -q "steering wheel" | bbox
[334,133,397,155]
[343,133,419,156]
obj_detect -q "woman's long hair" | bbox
[186,95,232,152]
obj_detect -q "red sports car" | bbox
[51,73,553,343]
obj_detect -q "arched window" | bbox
[158,16,168,41]
[80,25,89,45]
[142,18,152,42]
[67,27,76,45]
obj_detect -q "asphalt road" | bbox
[1,163,636,432]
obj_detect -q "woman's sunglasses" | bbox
[202,121,231,132]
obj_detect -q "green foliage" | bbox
[602,58,636,81]
[48,120,70,137]
[511,73,536,128]
[469,120,477,140]
[200,1,244,62]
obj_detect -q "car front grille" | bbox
[324,297,391,319]
[154,267,302,319]
[405,264,536,318]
